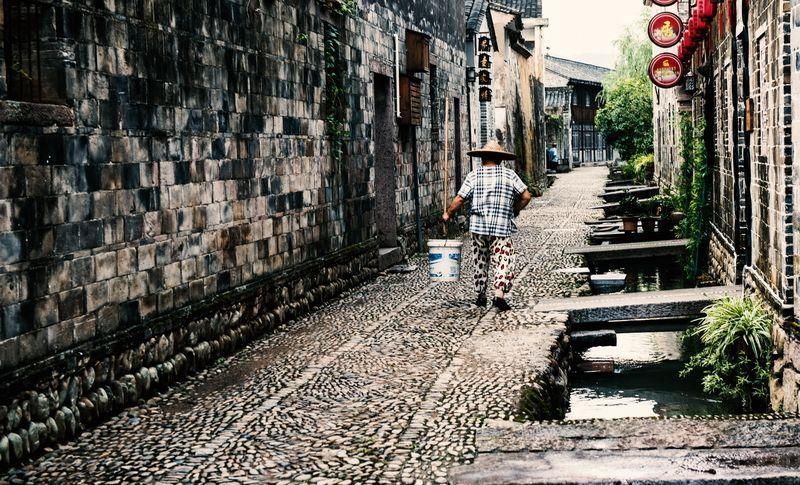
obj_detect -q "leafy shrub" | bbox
[650,191,679,218]
[618,193,642,217]
[631,153,654,184]
[619,161,638,181]
[681,296,773,413]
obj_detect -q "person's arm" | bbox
[444,172,474,221]
[442,196,465,222]
[514,190,533,216]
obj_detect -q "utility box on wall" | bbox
[406,30,431,73]
[399,75,422,126]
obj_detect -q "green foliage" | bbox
[335,0,358,16]
[676,117,710,282]
[603,9,653,86]
[618,193,642,217]
[681,296,773,412]
[320,0,359,17]
[546,113,564,139]
[596,11,653,161]
[296,33,309,45]
[324,25,349,165]
[650,190,681,219]
[596,77,653,161]
[631,153,654,184]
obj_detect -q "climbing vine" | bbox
[320,0,359,17]
[324,23,349,166]
[677,114,711,282]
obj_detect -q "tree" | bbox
[595,77,653,161]
[596,10,653,161]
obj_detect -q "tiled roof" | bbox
[491,0,542,18]
[545,87,570,110]
[466,0,489,32]
[545,55,612,86]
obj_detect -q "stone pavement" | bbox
[450,416,800,484]
[1,168,607,484]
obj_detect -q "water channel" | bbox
[568,250,724,420]
[567,330,724,420]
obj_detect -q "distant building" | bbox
[544,56,614,166]
[465,0,548,191]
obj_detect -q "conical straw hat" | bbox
[467,140,517,161]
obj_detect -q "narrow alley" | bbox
[3,169,604,484]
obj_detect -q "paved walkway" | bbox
[2,168,607,484]
[451,416,800,483]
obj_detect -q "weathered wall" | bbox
[488,9,545,190]
[0,0,468,465]
[706,2,740,285]
[745,0,793,310]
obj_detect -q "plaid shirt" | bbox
[457,166,528,237]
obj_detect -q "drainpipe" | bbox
[394,34,401,118]
[411,127,424,252]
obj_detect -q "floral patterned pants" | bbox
[471,234,515,296]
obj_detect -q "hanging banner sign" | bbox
[651,0,678,6]
[648,12,684,48]
[648,53,684,88]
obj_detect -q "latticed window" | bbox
[4,0,45,102]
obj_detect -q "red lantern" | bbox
[697,0,717,20]
[683,32,696,50]
[677,45,686,61]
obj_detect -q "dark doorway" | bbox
[454,98,463,190]
[373,74,398,248]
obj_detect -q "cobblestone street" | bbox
[2,168,607,484]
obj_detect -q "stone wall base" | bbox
[0,244,378,469]
[516,314,570,421]
[708,229,738,285]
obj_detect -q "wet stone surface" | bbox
[1,168,607,484]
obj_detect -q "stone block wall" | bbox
[708,227,738,286]
[0,0,468,465]
[746,0,794,308]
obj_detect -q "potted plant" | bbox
[618,194,641,233]
[640,199,658,233]
[652,194,678,234]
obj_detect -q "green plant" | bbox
[681,296,773,412]
[596,78,654,161]
[324,24,349,166]
[596,12,654,162]
[631,153,654,184]
[619,161,638,181]
[618,193,642,217]
[321,0,359,16]
[676,116,710,282]
[650,191,680,219]
[296,33,309,44]
[546,113,564,141]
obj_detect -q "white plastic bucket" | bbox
[427,239,464,282]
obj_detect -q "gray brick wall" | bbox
[0,0,467,380]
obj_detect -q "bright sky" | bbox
[543,0,647,69]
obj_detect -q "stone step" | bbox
[378,247,404,271]
[450,417,800,484]
[532,285,740,325]
[566,239,689,262]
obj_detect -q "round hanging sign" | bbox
[648,12,684,48]
[651,0,678,5]
[648,53,684,89]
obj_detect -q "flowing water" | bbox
[566,331,724,420]
[594,256,688,293]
